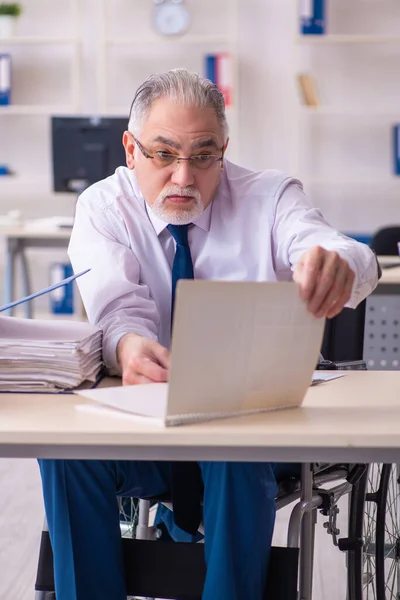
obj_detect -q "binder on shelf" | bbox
[216,52,233,108]
[205,54,216,84]
[300,0,325,35]
[204,52,233,108]
[297,73,320,107]
[394,125,400,176]
[0,54,11,105]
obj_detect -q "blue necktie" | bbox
[167,224,194,318]
[166,223,202,534]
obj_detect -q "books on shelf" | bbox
[300,0,325,35]
[297,74,320,107]
[394,125,400,176]
[204,52,233,108]
[0,54,11,105]
[0,268,103,392]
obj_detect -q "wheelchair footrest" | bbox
[35,531,299,600]
[123,540,299,600]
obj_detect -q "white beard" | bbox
[151,185,204,225]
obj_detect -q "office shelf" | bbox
[302,177,400,186]
[296,34,400,45]
[0,36,78,45]
[0,105,78,116]
[106,34,233,45]
[99,0,240,161]
[300,106,400,117]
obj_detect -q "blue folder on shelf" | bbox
[0,53,11,106]
[300,0,325,35]
[394,124,400,176]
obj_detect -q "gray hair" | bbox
[127,68,229,141]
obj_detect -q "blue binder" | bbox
[300,0,325,35]
[0,53,11,105]
[205,54,216,84]
[394,125,400,176]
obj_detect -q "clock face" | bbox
[153,2,191,37]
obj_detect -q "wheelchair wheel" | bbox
[348,464,400,600]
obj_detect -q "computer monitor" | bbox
[51,116,127,194]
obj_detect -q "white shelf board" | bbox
[300,106,400,117]
[0,175,49,185]
[296,34,400,45]
[106,34,232,45]
[302,177,400,185]
[0,105,78,116]
[0,36,78,45]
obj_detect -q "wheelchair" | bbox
[34,302,400,599]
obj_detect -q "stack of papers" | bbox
[0,316,102,392]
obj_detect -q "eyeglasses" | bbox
[133,136,224,171]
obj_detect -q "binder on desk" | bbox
[0,54,11,105]
[300,0,325,35]
[393,124,400,176]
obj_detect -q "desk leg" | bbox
[19,245,32,319]
[4,238,18,316]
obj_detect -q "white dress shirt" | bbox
[68,160,378,375]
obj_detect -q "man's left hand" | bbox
[293,246,355,319]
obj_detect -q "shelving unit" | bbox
[0,27,81,114]
[97,0,240,162]
[293,3,400,222]
[0,0,82,194]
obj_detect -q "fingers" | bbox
[325,270,355,318]
[295,247,355,318]
[307,252,347,317]
[294,247,324,302]
[151,343,171,370]
[122,372,154,386]
[124,354,168,385]
[119,337,170,386]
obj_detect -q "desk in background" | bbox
[0,225,72,318]
[364,256,400,370]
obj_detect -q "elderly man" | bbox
[38,68,378,600]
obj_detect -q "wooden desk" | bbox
[0,371,399,464]
[0,225,71,318]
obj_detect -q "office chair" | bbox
[369,226,400,256]
[35,300,399,600]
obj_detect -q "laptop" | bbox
[77,281,325,426]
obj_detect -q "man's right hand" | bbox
[117,333,170,386]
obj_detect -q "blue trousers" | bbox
[38,459,278,600]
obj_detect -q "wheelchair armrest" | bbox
[316,359,367,371]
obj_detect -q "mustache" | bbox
[158,186,201,203]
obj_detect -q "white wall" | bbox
[1,0,400,306]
